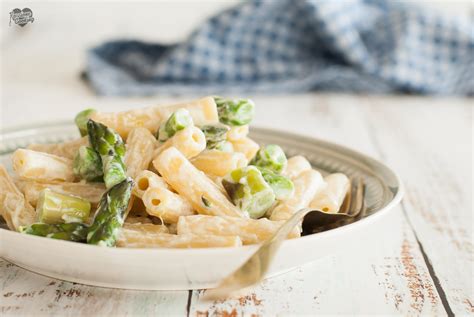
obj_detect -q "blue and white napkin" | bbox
[85,0,474,96]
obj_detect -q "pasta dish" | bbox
[0,96,350,248]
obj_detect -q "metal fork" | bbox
[204,177,365,300]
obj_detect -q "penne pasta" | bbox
[309,173,350,213]
[206,174,227,195]
[191,150,248,177]
[157,97,219,127]
[124,215,153,224]
[14,179,106,207]
[154,126,206,159]
[142,187,194,224]
[283,156,312,180]
[8,96,356,250]
[226,125,249,141]
[270,169,325,221]
[27,137,88,160]
[117,231,242,248]
[0,165,36,231]
[153,147,247,218]
[230,137,260,161]
[177,215,300,245]
[125,127,156,179]
[90,96,219,138]
[167,223,178,234]
[123,222,169,234]
[12,149,75,182]
[133,170,169,198]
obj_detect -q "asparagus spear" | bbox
[87,119,127,189]
[258,167,295,200]
[222,166,275,219]
[73,146,103,182]
[214,97,255,126]
[87,177,133,247]
[200,124,231,150]
[157,109,193,142]
[250,144,287,174]
[20,222,88,242]
[37,189,91,224]
[75,108,96,137]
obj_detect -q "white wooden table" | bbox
[1,94,472,316]
[1,2,472,315]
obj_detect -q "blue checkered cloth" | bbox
[85,0,474,96]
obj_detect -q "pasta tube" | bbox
[117,231,242,248]
[226,125,249,141]
[142,186,194,223]
[270,169,325,221]
[12,149,75,182]
[283,156,312,179]
[14,179,106,207]
[153,147,246,218]
[124,127,156,179]
[154,126,206,159]
[27,137,88,160]
[0,165,36,231]
[133,170,169,198]
[309,173,350,213]
[90,96,218,138]
[206,174,227,194]
[124,215,153,224]
[191,150,248,177]
[123,222,169,234]
[177,215,300,245]
[230,137,260,161]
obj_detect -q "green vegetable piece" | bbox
[87,177,134,247]
[75,109,96,137]
[223,166,275,219]
[87,119,127,189]
[73,146,103,182]
[201,124,229,143]
[20,222,88,242]
[157,109,193,142]
[214,97,255,126]
[37,188,91,224]
[208,140,234,152]
[250,144,287,174]
[258,168,295,200]
[201,124,231,150]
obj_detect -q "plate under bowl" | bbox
[0,122,403,290]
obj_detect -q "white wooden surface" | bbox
[1,95,472,316]
[1,2,473,316]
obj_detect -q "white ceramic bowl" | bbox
[0,122,403,290]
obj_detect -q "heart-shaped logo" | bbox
[9,8,34,27]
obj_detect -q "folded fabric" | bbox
[85,0,474,96]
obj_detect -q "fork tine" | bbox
[339,180,352,214]
[351,178,364,216]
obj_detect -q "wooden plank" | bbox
[361,96,473,315]
[0,259,189,316]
